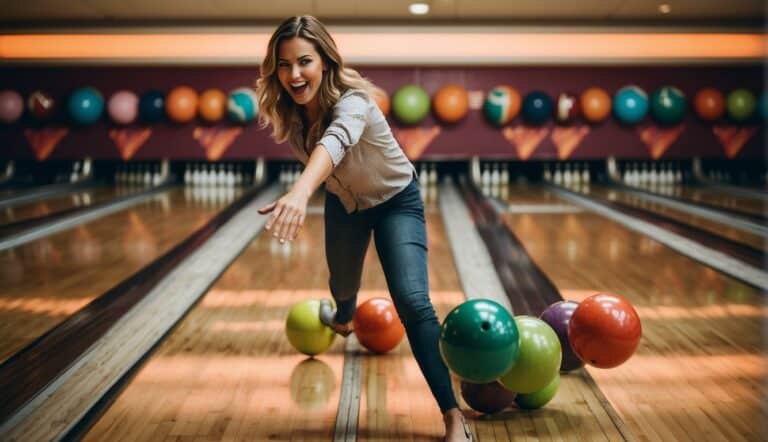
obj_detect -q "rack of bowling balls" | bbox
[1,83,762,128]
[0,86,259,126]
[377,84,765,127]
[440,294,641,414]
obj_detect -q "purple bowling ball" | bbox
[0,90,23,123]
[540,300,584,371]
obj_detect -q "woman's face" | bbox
[277,37,325,109]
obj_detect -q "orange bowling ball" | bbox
[353,297,405,353]
[198,88,227,122]
[693,87,725,121]
[433,84,469,124]
[580,87,611,123]
[372,87,391,116]
[568,293,642,369]
[166,86,198,123]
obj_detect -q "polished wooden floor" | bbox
[2,181,766,441]
[585,185,765,250]
[0,187,241,362]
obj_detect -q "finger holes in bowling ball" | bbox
[481,321,491,331]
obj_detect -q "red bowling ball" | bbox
[460,380,516,414]
[568,293,642,368]
[353,297,405,353]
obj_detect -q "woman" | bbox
[256,15,471,442]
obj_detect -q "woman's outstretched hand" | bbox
[258,189,309,242]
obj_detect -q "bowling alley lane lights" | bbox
[0,30,763,64]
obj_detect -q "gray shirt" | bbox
[288,89,416,213]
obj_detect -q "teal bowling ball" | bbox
[651,86,686,125]
[439,299,520,383]
[483,86,521,126]
[227,87,258,123]
[499,316,562,394]
[68,87,104,125]
[391,85,430,125]
[727,88,756,122]
[613,86,649,124]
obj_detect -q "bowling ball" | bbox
[580,87,611,123]
[514,373,560,410]
[0,90,23,124]
[371,87,391,116]
[227,87,258,123]
[433,84,469,124]
[198,88,228,122]
[650,86,686,125]
[483,85,521,126]
[460,380,516,414]
[521,91,553,125]
[139,90,166,123]
[539,300,584,371]
[107,90,139,125]
[555,92,580,125]
[352,297,405,353]
[726,88,756,122]
[68,87,105,125]
[693,88,725,121]
[613,86,649,124]
[439,299,520,383]
[27,90,57,121]
[285,299,336,356]
[568,292,642,368]
[166,86,198,123]
[498,316,561,394]
[391,84,430,125]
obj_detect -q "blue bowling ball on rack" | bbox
[227,87,258,123]
[613,86,649,124]
[521,91,553,125]
[68,87,104,125]
[139,90,166,123]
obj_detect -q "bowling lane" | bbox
[500,183,766,441]
[585,184,765,250]
[0,186,243,363]
[0,185,145,226]
[85,191,625,441]
[84,200,346,441]
[666,185,765,217]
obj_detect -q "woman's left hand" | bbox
[258,190,309,242]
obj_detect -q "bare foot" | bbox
[444,408,472,442]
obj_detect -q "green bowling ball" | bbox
[285,299,336,356]
[651,86,686,125]
[515,373,560,410]
[392,84,430,125]
[439,299,520,383]
[726,88,756,122]
[499,316,562,394]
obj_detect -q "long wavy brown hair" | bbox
[256,15,376,145]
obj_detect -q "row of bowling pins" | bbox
[543,163,591,185]
[418,163,439,186]
[480,163,510,187]
[623,162,682,186]
[59,159,92,184]
[183,185,240,207]
[184,163,247,187]
[279,164,303,187]
[115,164,163,186]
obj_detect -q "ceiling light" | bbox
[409,3,430,15]
[658,4,671,14]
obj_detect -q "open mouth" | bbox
[290,82,309,96]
